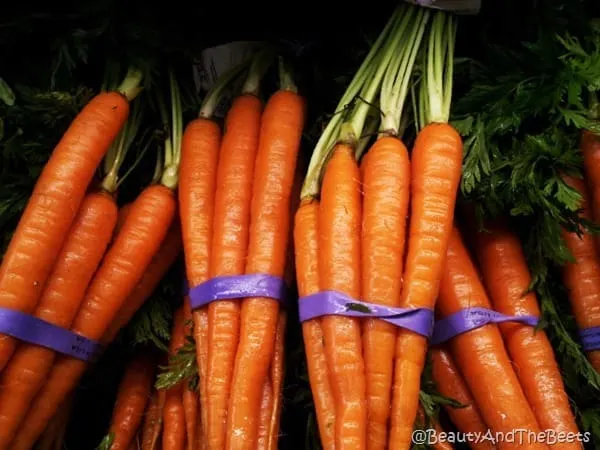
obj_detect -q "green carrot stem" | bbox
[300,7,403,200]
[355,111,381,159]
[421,11,456,125]
[199,58,252,119]
[161,70,183,190]
[116,67,144,102]
[101,98,144,193]
[380,6,430,135]
[242,49,275,96]
[590,91,600,121]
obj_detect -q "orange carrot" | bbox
[10,184,177,450]
[0,191,118,447]
[108,353,156,450]
[560,176,600,372]
[319,143,366,449]
[105,220,182,343]
[0,70,141,371]
[257,377,274,450]
[179,108,221,450]
[226,78,305,449]
[430,347,495,450]
[267,313,287,450]
[389,10,463,447]
[361,136,410,450]
[141,387,166,450]
[182,297,199,450]
[294,200,336,449]
[205,92,262,450]
[163,307,187,450]
[472,218,581,446]
[581,130,600,251]
[437,227,547,450]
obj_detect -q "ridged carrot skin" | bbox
[104,220,182,343]
[141,388,166,450]
[581,131,600,252]
[0,191,118,447]
[430,348,495,450]
[206,94,262,450]
[560,176,600,372]
[226,89,305,449]
[294,200,336,450]
[438,228,547,450]
[108,353,156,450]
[163,307,187,450]
[10,184,177,450]
[390,123,463,450]
[183,297,199,450]
[361,137,410,450]
[0,92,129,371]
[179,117,221,445]
[257,377,274,450]
[472,219,581,448]
[320,143,366,450]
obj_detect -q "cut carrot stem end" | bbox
[199,58,251,119]
[278,58,298,94]
[116,67,144,102]
[242,49,275,96]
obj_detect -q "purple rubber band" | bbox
[431,307,540,345]
[0,307,103,362]
[298,290,434,338]
[579,327,600,352]
[189,274,288,310]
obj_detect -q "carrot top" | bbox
[157,71,183,190]
[415,11,457,127]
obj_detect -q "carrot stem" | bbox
[590,91,599,121]
[421,11,456,125]
[301,7,402,200]
[199,58,252,119]
[354,111,380,159]
[116,66,144,102]
[101,98,144,193]
[380,6,430,135]
[341,7,417,144]
[161,70,183,190]
[278,57,298,94]
[242,49,276,96]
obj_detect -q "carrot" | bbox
[163,307,187,450]
[437,227,547,450]
[141,387,167,450]
[294,200,336,449]
[390,12,463,449]
[0,70,141,371]
[415,407,454,450]
[179,63,233,446]
[226,63,305,449]
[182,297,199,450]
[360,13,425,440]
[267,313,287,450]
[9,73,184,450]
[36,394,74,450]
[104,220,182,343]
[581,130,600,251]
[560,176,600,372]
[0,190,118,447]
[430,347,495,450]
[107,353,156,450]
[205,70,263,450]
[257,377,274,450]
[471,218,581,447]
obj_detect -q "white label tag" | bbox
[193,41,263,117]
[404,0,481,15]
